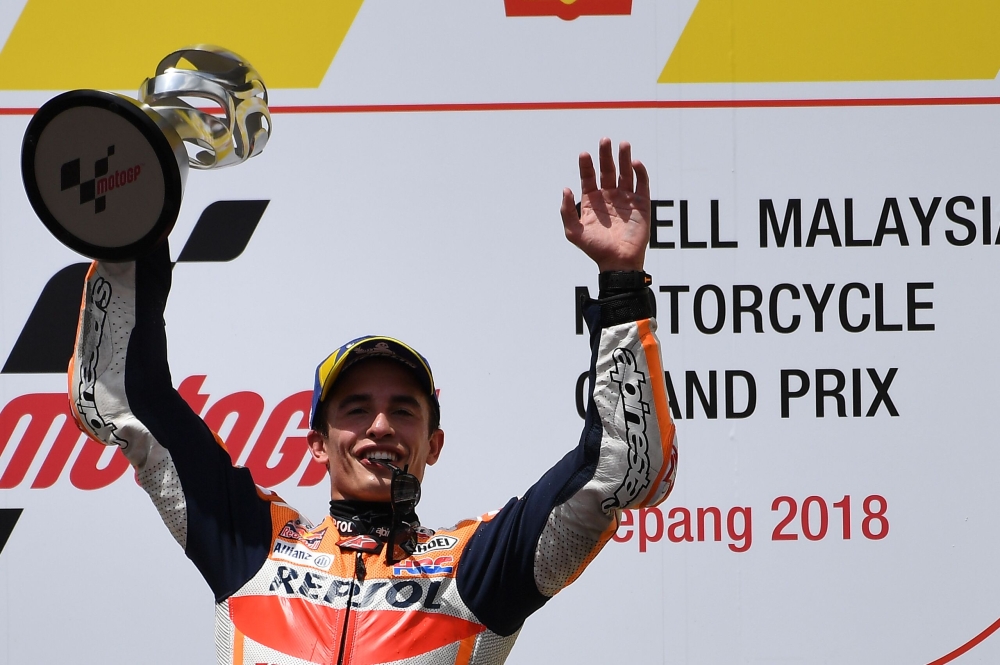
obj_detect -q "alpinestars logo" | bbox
[74,275,129,450]
[602,347,652,510]
[61,145,141,213]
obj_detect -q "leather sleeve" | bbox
[68,242,274,602]
[456,288,678,636]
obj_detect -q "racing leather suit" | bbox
[69,243,678,665]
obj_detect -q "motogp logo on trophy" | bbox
[21,45,270,261]
[60,145,143,214]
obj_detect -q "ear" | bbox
[425,429,444,466]
[306,429,330,465]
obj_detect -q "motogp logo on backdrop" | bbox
[0,201,288,491]
[504,0,631,20]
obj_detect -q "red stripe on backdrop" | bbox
[4,97,1000,116]
[271,97,1000,113]
[926,616,1000,665]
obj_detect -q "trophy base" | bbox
[21,89,188,262]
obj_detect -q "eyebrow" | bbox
[336,393,423,410]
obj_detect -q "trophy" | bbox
[20,45,270,261]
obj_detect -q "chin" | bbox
[355,483,392,503]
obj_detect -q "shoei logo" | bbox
[413,535,458,555]
[60,145,142,214]
[504,0,631,20]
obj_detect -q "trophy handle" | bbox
[139,45,271,170]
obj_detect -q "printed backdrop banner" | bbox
[2,2,1000,664]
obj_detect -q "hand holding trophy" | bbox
[21,45,270,261]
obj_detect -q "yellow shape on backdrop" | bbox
[660,0,1000,83]
[0,0,365,90]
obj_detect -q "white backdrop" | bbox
[3,2,1000,664]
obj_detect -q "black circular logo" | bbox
[21,90,188,261]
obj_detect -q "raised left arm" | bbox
[455,139,677,635]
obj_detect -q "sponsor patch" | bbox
[413,535,458,555]
[270,539,334,570]
[393,556,455,577]
[334,518,355,535]
[337,535,383,554]
[279,520,327,550]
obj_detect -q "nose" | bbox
[367,412,394,438]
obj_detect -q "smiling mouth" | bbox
[360,450,402,465]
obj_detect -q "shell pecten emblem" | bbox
[504,0,631,21]
[661,0,1000,83]
[0,0,365,90]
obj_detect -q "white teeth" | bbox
[363,451,399,462]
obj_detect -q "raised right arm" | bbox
[69,243,273,601]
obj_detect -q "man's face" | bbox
[306,358,444,502]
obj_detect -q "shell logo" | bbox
[0,0,365,90]
[504,0,631,21]
[661,0,1000,83]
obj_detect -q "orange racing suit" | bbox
[69,244,677,665]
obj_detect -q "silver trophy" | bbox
[21,45,270,261]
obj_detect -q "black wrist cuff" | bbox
[598,270,652,298]
[596,288,656,327]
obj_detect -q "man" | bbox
[69,138,677,665]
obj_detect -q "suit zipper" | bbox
[336,551,367,665]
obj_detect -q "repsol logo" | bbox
[96,164,142,195]
[268,565,449,610]
[602,347,652,511]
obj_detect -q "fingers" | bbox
[560,187,581,237]
[578,138,645,199]
[633,159,650,200]
[617,141,633,192]
[579,152,597,194]
[598,137,616,190]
